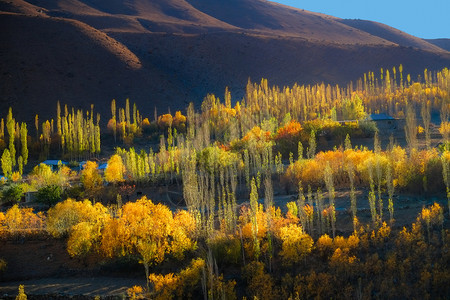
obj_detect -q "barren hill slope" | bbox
[338,19,445,53]
[0,0,449,122]
[425,39,450,52]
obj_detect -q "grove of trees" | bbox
[0,66,449,299]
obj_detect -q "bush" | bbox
[36,184,62,206]
[1,184,23,204]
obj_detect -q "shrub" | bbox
[1,184,23,204]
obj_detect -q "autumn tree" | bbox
[80,161,103,201]
[342,95,366,120]
[47,198,108,238]
[101,198,196,289]
[279,224,313,266]
[104,154,125,183]
[15,284,27,300]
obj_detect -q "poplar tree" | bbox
[374,131,383,222]
[111,99,117,143]
[1,149,12,178]
[0,118,4,141]
[421,100,431,149]
[6,108,16,167]
[250,177,260,260]
[367,161,377,226]
[18,156,23,176]
[324,162,336,237]
[405,105,417,152]
[56,101,62,137]
[442,152,450,216]
[297,181,306,228]
[95,114,101,154]
[125,98,131,129]
[35,114,39,141]
[20,123,28,165]
[386,162,395,224]
[307,130,316,159]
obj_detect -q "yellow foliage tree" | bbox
[80,161,103,199]
[100,197,196,289]
[104,154,125,183]
[279,223,313,266]
[1,205,45,238]
[46,199,109,238]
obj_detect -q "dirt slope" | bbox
[338,19,446,53]
[0,0,449,122]
[0,12,183,123]
[425,38,450,52]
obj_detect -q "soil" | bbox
[0,237,145,298]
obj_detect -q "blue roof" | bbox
[0,176,7,182]
[42,160,68,165]
[98,163,108,170]
[367,113,395,121]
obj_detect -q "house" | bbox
[25,191,38,203]
[41,160,68,171]
[366,113,404,135]
[78,161,87,171]
[98,163,108,173]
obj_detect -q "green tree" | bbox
[1,184,23,204]
[249,177,260,260]
[20,123,28,166]
[1,149,12,178]
[342,95,366,120]
[6,108,16,168]
[36,184,62,207]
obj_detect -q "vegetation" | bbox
[0,66,449,298]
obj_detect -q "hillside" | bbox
[425,38,450,52]
[0,0,449,122]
